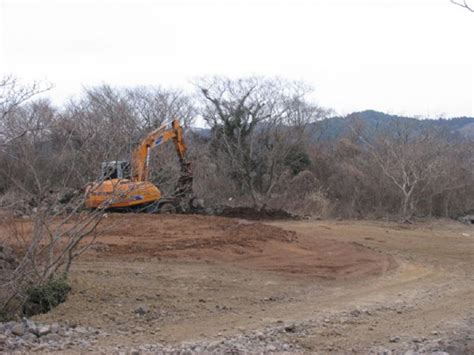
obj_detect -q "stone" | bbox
[5,321,16,329]
[389,336,400,343]
[134,305,150,316]
[75,326,88,334]
[24,319,36,332]
[23,332,38,343]
[37,325,51,337]
[12,323,25,336]
[0,334,7,344]
[50,323,60,334]
[266,344,276,352]
[350,309,361,317]
[44,333,62,342]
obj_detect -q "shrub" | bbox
[22,277,71,317]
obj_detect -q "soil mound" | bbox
[217,206,296,220]
[83,214,393,280]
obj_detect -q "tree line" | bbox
[1,75,473,221]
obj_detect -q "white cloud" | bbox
[0,0,473,116]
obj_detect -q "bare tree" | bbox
[0,81,111,318]
[197,77,328,208]
[358,122,451,220]
[0,75,51,147]
[450,0,474,12]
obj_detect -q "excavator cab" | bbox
[100,161,131,180]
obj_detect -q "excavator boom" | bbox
[131,119,187,182]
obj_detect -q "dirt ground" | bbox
[3,214,474,353]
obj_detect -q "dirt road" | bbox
[7,215,474,353]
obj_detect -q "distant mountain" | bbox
[311,110,474,142]
[190,110,474,142]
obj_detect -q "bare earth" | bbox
[5,214,474,353]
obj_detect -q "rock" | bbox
[0,334,7,344]
[284,324,296,333]
[389,336,400,343]
[12,323,25,336]
[350,309,361,317]
[78,339,90,348]
[266,344,276,352]
[48,322,59,333]
[5,321,16,329]
[74,326,88,334]
[37,325,51,336]
[134,305,150,316]
[24,319,37,333]
[44,333,62,342]
[23,332,38,343]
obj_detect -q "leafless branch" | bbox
[451,0,474,12]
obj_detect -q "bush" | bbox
[22,277,71,317]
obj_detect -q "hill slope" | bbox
[312,110,474,141]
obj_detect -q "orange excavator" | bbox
[84,119,194,213]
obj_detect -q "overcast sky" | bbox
[0,0,473,118]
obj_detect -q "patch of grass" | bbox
[22,277,71,317]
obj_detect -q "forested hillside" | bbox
[309,110,474,142]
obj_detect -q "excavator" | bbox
[84,119,195,213]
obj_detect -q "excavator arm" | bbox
[131,119,188,182]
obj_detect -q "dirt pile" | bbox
[215,206,296,220]
[91,214,297,258]
[83,214,392,280]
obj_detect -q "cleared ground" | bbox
[3,214,474,353]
